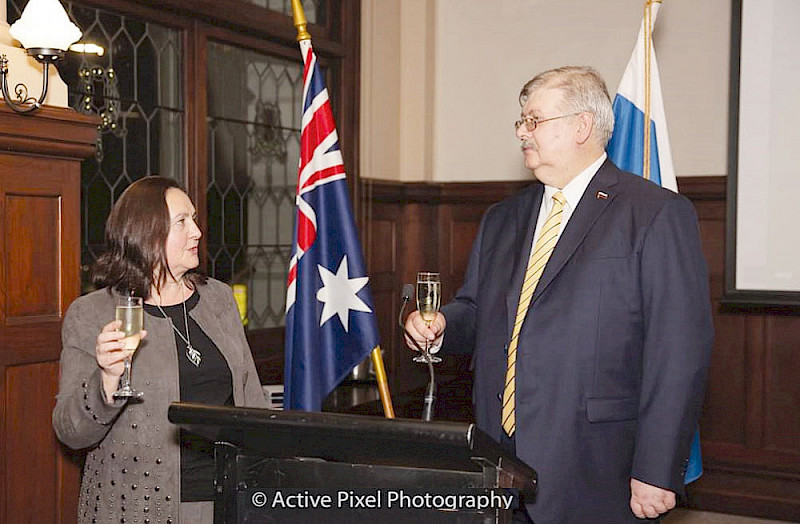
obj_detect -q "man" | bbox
[405,67,713,523]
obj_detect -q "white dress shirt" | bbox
[532,152,607,247]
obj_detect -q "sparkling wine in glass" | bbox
[113,295,144,399]
[414,272,442,363]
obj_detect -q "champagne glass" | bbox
[113,296,144,399]
[414,272,442,364]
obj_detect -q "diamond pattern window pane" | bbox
[207,41,303,329]
[7,1,184,294]
[240,0,324,24]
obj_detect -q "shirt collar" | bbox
[543,152,607,211]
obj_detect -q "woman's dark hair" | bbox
[93,176,206,298]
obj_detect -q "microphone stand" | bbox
[421,356,436,422]
[398,284,436,422]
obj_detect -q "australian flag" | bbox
[606,2,702,484]
[284,38,380,412]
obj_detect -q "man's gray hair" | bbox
[519,66,615,147]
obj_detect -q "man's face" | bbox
[516,87,578,188]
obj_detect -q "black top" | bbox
[144,289,234,502]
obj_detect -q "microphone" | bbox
[401,283,414,305]
[421,370,436,422]
[398,284,422,352]
[396,283,437,422]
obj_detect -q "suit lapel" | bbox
[505,184,544,342]
[531,160,620,302]
[190,289,238,374]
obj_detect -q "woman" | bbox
[53,176,266,524]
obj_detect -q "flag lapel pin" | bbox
[596,191,608,200]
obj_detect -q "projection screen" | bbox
[725,0,800,307]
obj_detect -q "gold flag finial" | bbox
[290,0,312,42]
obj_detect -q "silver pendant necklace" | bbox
[157,287,201,367]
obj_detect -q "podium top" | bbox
[168,402,536,487]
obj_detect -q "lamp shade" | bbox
[9,0,81,51]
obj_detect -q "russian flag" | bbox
[606,2,702,484]
[607,1,676,192]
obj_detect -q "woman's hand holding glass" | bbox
[96,318,148,404]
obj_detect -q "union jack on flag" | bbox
[284,38,380,411]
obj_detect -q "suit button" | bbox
[496,393,502,402]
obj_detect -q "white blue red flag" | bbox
[607,1,677,192]
[607,2,702,484]
[284,38,380,411]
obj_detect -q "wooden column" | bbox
[0,106,98,524]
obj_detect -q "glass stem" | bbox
[121,357,132,389]
[424,321,431,356]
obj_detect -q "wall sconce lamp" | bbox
[0,0,81,114]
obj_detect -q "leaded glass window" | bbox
[242,0,324,24]
[206,41,303,329]
[7,1,183,293]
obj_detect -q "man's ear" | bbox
[575,112,594,145]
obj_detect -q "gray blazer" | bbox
[53,278,267,524]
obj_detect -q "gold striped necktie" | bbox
[501,191,566,436]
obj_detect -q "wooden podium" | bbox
[169,403,537,524]
[0,106,99,523]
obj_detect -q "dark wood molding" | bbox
[745,315,766,450]
[339,0,362,200]
[185,20,210,270]
[676,175,726,200]
[68,0,192,29]
[70,0,339,56]
[0,106,100,158]
[202,23,308,62]
[156,0,338,50]
[364,175,727,204]
[81,0,342,52]
[363,179,530,204]
[688,462,800,522]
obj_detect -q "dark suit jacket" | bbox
[441,160,713,524]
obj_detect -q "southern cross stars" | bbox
[316,255,372,331]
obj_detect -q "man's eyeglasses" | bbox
[514,112,582,132]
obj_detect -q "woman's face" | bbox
[164,188,201,281]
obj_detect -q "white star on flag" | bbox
[316,255,372,331]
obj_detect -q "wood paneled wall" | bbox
[684,181,800,520]
[0,107,99,524]
[361,181,531,393]
[360,176,800,521]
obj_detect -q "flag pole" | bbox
[291,0,311,41]
[370,345,395,418]
[642,0,660,181]
[290,0,395,419]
